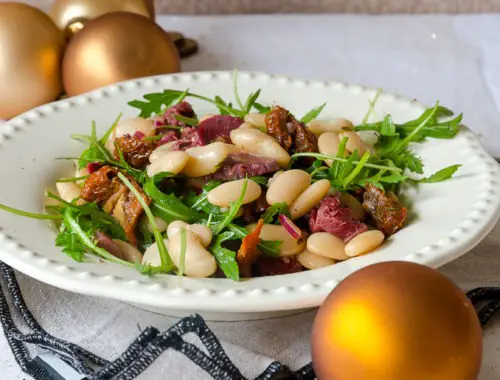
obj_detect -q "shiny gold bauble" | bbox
[312,261,482,380]
[0,3,64,120]
[50,0,154,38]
[62,12,180,97]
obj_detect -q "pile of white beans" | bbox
[52,114,386,278]
[205,168,385,272]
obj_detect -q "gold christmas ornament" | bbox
[0,3,64,120]
[50,0,154,38]
[62,12,181,97]
[312,261,482,380]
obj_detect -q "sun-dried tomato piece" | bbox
[80,166,119,203]
[80,166,150,245]
[293,120,318,154]
[362,183,407,235]
[237,218,265,278]
[265,106,293,151]
[114,135,154,169]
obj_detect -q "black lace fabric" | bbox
[0,261,498,380]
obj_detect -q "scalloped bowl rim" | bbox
[0,70,499,314]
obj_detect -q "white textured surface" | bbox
[1,14,500,379]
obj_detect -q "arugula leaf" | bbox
[300,103,327,124]
[258,240,283,258]
[135,262,166,276]
[56,176,89,183]
[329,137,349,180]
[227,223,282,257]
[174,114,198,126]
[211,178,248,234]
[0,203,62,220]
[401,150,424,174]
[61,208,135,267]
[128,89,188,118]
[183,181,222,215]
[75,122,111,169]
[418,165,461,183]
[118,173,174,272]
[355,104,461,141]
[293,152,403,173]
[342,151,371,188]
[100,113,122,145]
[143,176,201,223]
[393,102,440,153]
[88,208,127,240]
[380,114,398,137]
[244,89,262,113]
[233,69,245,111]
[379,171,408,184]
[262,203,289,224]
[209,231,239,281]
[362,88,382,123]
[249,176,268,187]
[339,151,359,182]
[138,216,154,252]
[403,105,453,127]
[253,102,271,114]
[214,96,232,115]
[55,226,85,262]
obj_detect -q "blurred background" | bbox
[14,0,500,13]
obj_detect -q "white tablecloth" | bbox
[1,14,500,379]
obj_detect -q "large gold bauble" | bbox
[62,12,181,97]
[50,0,154,37]
[0,3,64,120]
[312,261,482,380]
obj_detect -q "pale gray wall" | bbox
[10,0,500,13]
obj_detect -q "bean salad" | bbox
[0,72,463,280]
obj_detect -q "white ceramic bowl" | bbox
[0,71,499,321]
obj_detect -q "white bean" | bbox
[207,179,262,208]
[142,238,169,267]
[238,122,257,129]
[345,230,385,257]
[246,223,305,257]
[224,143,244,154]
[56,182,82,203]
[230,128,290,167]
[75,166,89,178]
[106,117,154,153]
[183,142,229,177]
[147,216,169,234]
[338,192,365,220]
[297,249,335,270]
[150,142,178,162]
[199,114,216,123]
[167,221,213,248]
[146,151,189,177]
[113,239,143,263]
[358,130,379,146]
[307,232,348,260]
[339,131,367,155]
[267,170,283,186]
[266,169,311,206]
[244,113,266,128]
[74,166,89,186]
[289,179,331,219]
[318,132,340,167]
[307,119,353,136]
[168,231,217,278]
